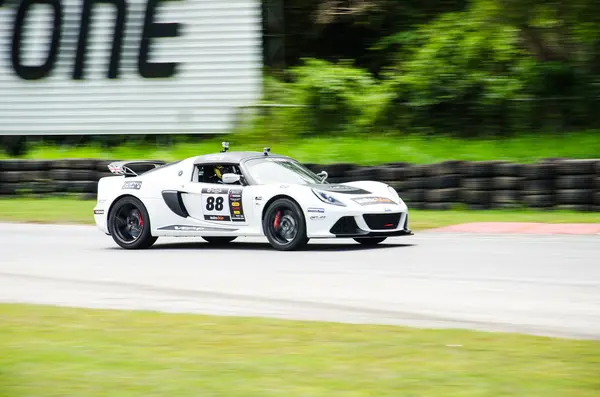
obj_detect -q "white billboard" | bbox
[0,0,263,135]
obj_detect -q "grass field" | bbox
[1,303,599,397]
[1,197,599,229]
[3,131,600,165]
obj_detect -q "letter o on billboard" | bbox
[11,0,62,80]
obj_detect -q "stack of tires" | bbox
[491,162,523,209]
[424,160,463,210]
[48,159,100,199]
[0,160,53,196]
[459,161,502,210]
[519,161,556,209]
[596,162,600,211]
[399,165,428,209]
[0,159,103,199]
[377,163,411,198]
[346,166,380,184]
[304,163,355,184]
[554,159,598,212]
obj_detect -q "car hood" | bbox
[307,182,404,208]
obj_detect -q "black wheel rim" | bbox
[113,203,144,243]
[267,205,299,245]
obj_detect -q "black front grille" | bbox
[363,213,402,230]
[330,216,361,235]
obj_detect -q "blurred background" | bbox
[0,0,599,212]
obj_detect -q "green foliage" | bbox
[282,0,467,72]
[4,130,600,165]
[270,0,600,137]
[380,6,526,135]
[288,59,386,135]
[250,59,390,137]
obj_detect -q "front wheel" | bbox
[353,237,387,246]
[108,196,157,249]
[263,198,309,251]
[202,236,237,245]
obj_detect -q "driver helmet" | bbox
[213,165,234,181]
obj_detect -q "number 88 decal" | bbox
[206,196,224,211]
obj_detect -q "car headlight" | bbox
[387,185,403,204]
[312,189,346,206]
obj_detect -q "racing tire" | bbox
[353,237,387,245]
[108,196,157,250]
[263,198,309,251]
[202,236,237,245]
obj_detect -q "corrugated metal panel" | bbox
[0,0,263,135]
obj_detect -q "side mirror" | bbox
[222,173,241,184]
[316,170,328,182]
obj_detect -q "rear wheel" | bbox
[202,236,237,245]
[353,237,387,246]
[108,196,157,249]
[263,198,308,251]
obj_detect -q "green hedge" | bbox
[256,0,600,138]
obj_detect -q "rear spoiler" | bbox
[107,160,166,177]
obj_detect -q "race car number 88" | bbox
[206,196,224,211]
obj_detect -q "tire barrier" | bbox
[0,159,112,200]
[1,158,599,211]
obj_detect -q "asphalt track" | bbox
[1,222,599,340]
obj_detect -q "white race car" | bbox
[94,144,413,251]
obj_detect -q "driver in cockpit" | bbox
[210,165,240,184]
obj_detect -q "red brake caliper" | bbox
[273,210,281,230]
[137,211,144,227]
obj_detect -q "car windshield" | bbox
[245,157,323,185]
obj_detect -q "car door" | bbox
[181,163,248,226]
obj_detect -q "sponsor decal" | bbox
[228,188,246,222]
[205,215,231,222]
[174,226,208,231]
[158,225,238,232]
[202,187,228,194]
[309,184,371,195]
[328,185,353,190]
[122,181,142,190]
[352,197,395,206]
[307,207,325,213]
[93,209,104,215]
[310,215,326,220]
[254,196,263,201]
